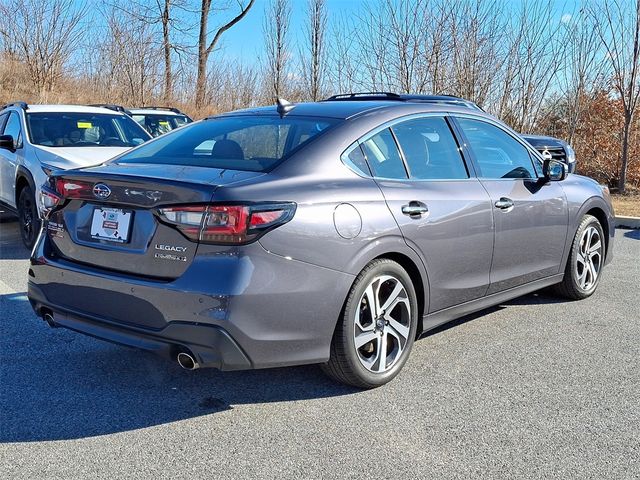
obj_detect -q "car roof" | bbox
[214,100,483,121]
[8,104,127,115]
[128,109,183,116]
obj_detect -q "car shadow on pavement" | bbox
[0,217,30,260]
[0,291,359,443]
[420,290,568,339]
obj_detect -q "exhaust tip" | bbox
[43,312,57,328]
[177,351,199,370]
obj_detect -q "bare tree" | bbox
[496,1,568,131]
[195,0,255,109]
[96,8,161,105]
[264,0,291,100]
[160,0,173,103]
[107,0,192,104]
[0,0,86,98]
[591,0,640,193]
[301,0,327,101]
[560,8,605,144]
[448,0,504,106]
[326,14,358,93]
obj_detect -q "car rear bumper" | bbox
[28,281,251,369]
[28,236,355,370]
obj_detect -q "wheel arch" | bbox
[14,166,36,207]
[584,206,610,258]
[372,252,427,337]
[572,195,614,264]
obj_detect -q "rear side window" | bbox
[341,144,371,176]
[391,117,468,180]
[117,116,338,172]
[359,129,407,179]
[457,118,537,179]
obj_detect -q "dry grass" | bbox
[611,193,640,217]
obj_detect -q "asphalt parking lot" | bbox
[1,216,639,479]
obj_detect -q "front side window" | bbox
[391,116,468,180]
[117,116,338,172]
[457,117,537,179]
[27,112,150,148]
[0,112,9,133]
[3,112,23,149]
[359,128,407,179]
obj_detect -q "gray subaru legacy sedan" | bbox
[28,93,614,388]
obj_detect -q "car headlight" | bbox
[41,163,56,176]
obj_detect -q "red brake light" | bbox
[55,178,93,198]
[157,203,295,244]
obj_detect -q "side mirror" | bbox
[543,159,567,182]
[0,134,14,151]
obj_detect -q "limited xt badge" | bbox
[155,244,187,253]
[154,252,187,262]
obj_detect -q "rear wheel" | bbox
[554,214,605,300]
[18,185,40,249]
[322,259,418,388]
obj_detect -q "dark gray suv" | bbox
[28,93,614,388]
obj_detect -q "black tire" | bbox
[321,259,419,388]
[553,214,605,300]
[18,185,41,249]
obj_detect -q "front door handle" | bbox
[494,197,514,210]
[402,201,429,217]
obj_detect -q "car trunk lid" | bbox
[45,164,264,279]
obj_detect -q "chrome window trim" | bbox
[340,112,475,182]
[451,112,544,180]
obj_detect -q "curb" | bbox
[615,216,640,229]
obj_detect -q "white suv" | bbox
[0,102,152,248]
[128,107,192,137]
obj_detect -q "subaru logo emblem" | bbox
[93,183,111,199]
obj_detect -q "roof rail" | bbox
[88,103,130,114]
[401,94,483,110]
[138,106,183,114]
[322,92,483,110]
[1,101,28,111]
[323,92,402,102]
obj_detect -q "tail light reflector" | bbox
[39,186,63,217]
[157,203,296,244]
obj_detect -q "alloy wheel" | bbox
[353,275,411,373]
[20,192,36,246]
[576,225,602,291]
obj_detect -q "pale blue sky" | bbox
[206,0,362,61]
[208,0,580,61]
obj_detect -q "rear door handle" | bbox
[494,197,514,210]
[402,201,428,217]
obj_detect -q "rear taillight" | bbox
[55,178,93,198]
[157,203,296,244]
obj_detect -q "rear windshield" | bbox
[115,115,339,172]
[26,112,150,148]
